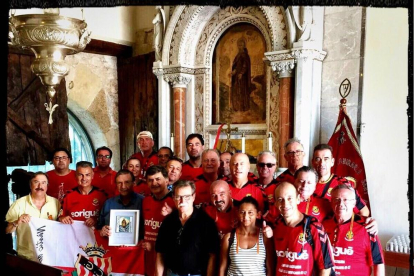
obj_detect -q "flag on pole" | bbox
[328,104,370,209]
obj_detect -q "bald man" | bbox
[227,153,267,212]
[194,149,221,207]
[272,182,334,276]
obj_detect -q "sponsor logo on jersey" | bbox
[144,218,162,230]
[345,230,354,241]
[298,232,307,245]
[333,246,354,257]
[276,249,309,262]
[92,198,100,207]
[71,209,97,219]
[312,206,320,216]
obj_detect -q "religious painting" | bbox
[212,23,266,124]
[109,210,139,246]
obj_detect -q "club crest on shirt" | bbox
[345,230,354,241]
[311,206,320,216]
[298,232,307,245]
[326,188,333,197]
[92,198,100,207]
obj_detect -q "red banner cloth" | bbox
[328,108,370,209]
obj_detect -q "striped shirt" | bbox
[227,230,266,276]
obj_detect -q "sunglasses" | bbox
[257,163,276,168]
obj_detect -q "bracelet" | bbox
[12,221,18,228]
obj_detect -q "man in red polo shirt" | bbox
[227,153,267,212]
[130,131,159,178]
[256,151,278,206]
[180,133,204,181]
[91,146,117,197]
[194,149,221,207]
[323,185,384,276]
[275,137,306,184]
[47,148,78,202]
[142,165,175,276]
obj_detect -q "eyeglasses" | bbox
[54,156,68,161]
[257,163,276,168]
[173,194,194,201]
[97,155,111,159]
[332,198,355,204]
[286,150,304,156]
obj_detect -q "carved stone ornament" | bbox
[163,74,192,88]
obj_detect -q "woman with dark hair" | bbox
[219,196,275,276]
[124,158,151,197]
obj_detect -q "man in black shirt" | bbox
[155,180,220,276]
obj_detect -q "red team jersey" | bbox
[227,174,267,212]
[314,174,366,212]
[129,151,159,178]
[204,204,239,239]
[273,215,334,276]
[258,178,279,206]
[60,187,107,222]
[46,170,78,202]
[142,193,175,276]
[275,169,295,184]
[194,175,217,207]
[133,180,151,197]
[91,167,117,198]
[323,215,384,276]
[180,161,203,181]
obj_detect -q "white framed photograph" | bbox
[108,209,139,246]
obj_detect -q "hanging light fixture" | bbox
[9,8,91,124]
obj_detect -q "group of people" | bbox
[5,131,385,276]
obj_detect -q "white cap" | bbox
[137,131,153,140]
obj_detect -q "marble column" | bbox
[164,74,191,160]
[153,62,170,148]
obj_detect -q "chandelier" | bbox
[9,9,91,124]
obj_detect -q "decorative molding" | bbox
[163,73,191,88]
[291,48,327,62]
[153,66,209,77]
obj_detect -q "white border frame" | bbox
[108,209,139,246]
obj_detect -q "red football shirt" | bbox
[257,178,279,206]
[60,187,107,222]
[204,204,239,239]
[46,170,78,202]
[227,174,267,212]
[142,193,175,276]
[323,215,384,276]
[130,151,159,178]
[275,169,295,184]
[273,215,334,276]
[91,167,117,198]
[133,180,151,197]
[194,174,218,208]
[180,161,203,181]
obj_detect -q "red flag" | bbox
[328,107,370,209]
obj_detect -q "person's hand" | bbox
[365,217,378,236]
[59,216,74,224]
[100,225,112,237]
[161,202,173,216]
[18,214,31,224]
[85,217,97,228]
[262,220,273,238]
[141,241,153,251]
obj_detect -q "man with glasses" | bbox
[275,137,306,184]
[322,185,384,276]
[312,144,369,217]
[92,146,117,197]
[181,133,205,181]
[130,131,159,178]
[256,151,278,206]
[157,147,173,168]
[155,180,220,276]
[47,148,78,202]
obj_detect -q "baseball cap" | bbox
[137,131,153,140]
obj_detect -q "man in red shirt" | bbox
[130,131,159,178]
[181,133,204,181]
[218,152,232,180]
[59,161,107,227]
[312,144,369,216]
[194,149,221,207]
[272,182,334,276]
[204,180,238,239]
[142,165,175,276]
[91,146,117,198]
[167,157,183,190]
[46,148,78,202]
[323,185,384,276]
[256,151,278,206]
[157,147,173,168]
[275,137,306,184]
[227,153,267,212]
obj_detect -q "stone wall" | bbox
[65,52,120,170]
[321,7,364,143]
